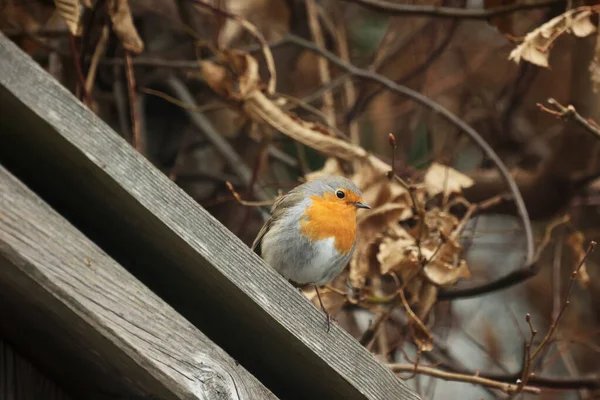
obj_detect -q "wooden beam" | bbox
[0,32,420,400]
[0,165,278,400]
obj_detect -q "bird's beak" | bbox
[354,201,371,209]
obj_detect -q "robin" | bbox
[252,176,371,330]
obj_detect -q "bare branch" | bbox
[538,98,600,141]
[341,0,564,19]
[388,364,541,394]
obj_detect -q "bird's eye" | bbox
[336,190,345,199]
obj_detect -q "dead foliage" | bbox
[509,6,598,69]
[52,0,143,52]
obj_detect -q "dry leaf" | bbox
[417,283,438,321]
[350,159,385,192]
[377,236,420,282]
[567,231,590,286]
[570,11,597,37]
[410,323,434,352]
[53,0,81,35]
[424,208,459,239]
[349,235,382,289]
[350,203,413,288]
[424,162,474,197]
[424,259,471,286]
[509,7,598,68]
[107,0,144,53]
[359,177,408,209]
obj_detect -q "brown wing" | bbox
[251,189,304,255]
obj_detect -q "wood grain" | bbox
[0,166,277,400]
[0,32,420,400]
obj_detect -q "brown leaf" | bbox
[417,283,438,321]
[570,11,597,37]
[360,179,409,210]
[53,0,81,35]
[423,162,474,197]
[349,235,382,289]
[410,323,434,352]
[566,231,590,286]
[509,7,598,68]
[424,208,459,240]
[107,0,144,53]
[199,61,230,97]
[423,259,471,286]
[350,159,384,193]
[358,203,413,237]
[377,236,420,282]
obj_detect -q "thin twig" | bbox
[348,20,458,123]
[530,241,596,361]
[306,0,336,128]
[514,313,537,394]
[388,364,541,394]
[165,75,272,208]
[277,93,348,139]
[342,0,564,19]
[300,73,352,105]
[399,289,432,350]
[124,51,141,151]
[511,241,597,394]
[332,9,360,144]
[226,182,277,207]
[68,33,91,106]
[387,133,426,260]
[84,25,109,95]
[538,98,600,141]
[113,65,131,141]
[534,214,570,260]
[188,0,277,95]
[141,88,226,113]
[427,337,600,390]
[284,33,535,276]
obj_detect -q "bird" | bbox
[252,176,371,330]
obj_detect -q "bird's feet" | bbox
[314,284,337,332]
[323,309,337,333]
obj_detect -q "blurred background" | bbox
[1,0,599,398]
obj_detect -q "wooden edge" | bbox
[0,165,277,400]
[0,32,419,400]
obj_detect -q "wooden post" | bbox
[0,165,277,399]
[0,32,420,400]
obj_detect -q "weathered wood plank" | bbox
[0,32,420,400]
[0,165,278,400]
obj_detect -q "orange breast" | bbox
[299,193,358,255]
